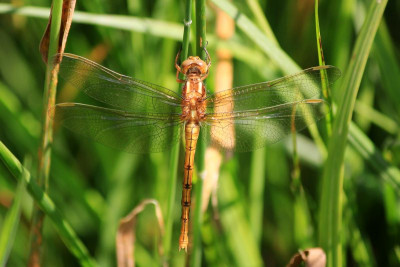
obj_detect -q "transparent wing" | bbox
[57,53,182,114]
[201,100,328,152]
[201,66,340,152]
[206,65,341,112]
[56,103,182,153]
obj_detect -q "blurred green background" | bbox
[0,0,400,266]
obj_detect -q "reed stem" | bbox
[29,1,63,265]
[163,0,192,259]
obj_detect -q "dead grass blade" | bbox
[116,199,165,267]
[39,0,76,63]
[287,247,326,267]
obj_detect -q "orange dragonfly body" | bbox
[55,52,340,252]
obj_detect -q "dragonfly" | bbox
[55,51,341,252]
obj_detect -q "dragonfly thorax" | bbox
[181,80,206,123]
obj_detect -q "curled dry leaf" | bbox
[286,247,326,267]
[40,0,76,63]
[116,199,165,267]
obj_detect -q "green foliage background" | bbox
[0,0,400,266]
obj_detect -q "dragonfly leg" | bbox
[200,46,211,81]
[200,71,209,81]
[203,45,211,69]
[175,49,186,83]
[175,49,182,72]
[176,70,186,83]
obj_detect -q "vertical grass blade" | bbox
[249,148,266,246]
[191,1,207,265]
[0,166,26,267]
[163,0,192,259]
[318,1,388,266]
[315,0,333,136]
[163,143,179,259]
[29,0,63,265]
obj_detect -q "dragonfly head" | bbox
[181,56,209,76]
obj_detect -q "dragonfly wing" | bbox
[57,53,182,114]
[206,65,341,112]
[201,99,328,152]
[202,66,340,152]
[56,103,182,153]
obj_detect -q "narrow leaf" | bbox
[0,168,27,267]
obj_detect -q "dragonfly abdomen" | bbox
[179,122,200,252]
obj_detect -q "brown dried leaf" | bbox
[116,199,165,267]
[201,147,222,212]
[287,248,326,267]
[40,0,76,63]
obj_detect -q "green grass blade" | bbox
[210,0,299,74]
[354,100,399,134]
[191,0,207,265]
[318,1,388,266]
[163,143,180,259]
[244,0,278,44]
[0,166,26,267]
[164,0,192,259]
[29,0,63,263]
[373,21,400,116]
[348,123,400,190]
[0,4,184,40]
[315,0,333,136]
[249,148,266,247]
[0,142,97,267]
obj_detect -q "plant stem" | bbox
[195,0,206,59]
[191,0,206,265]
[318,1,388,266]
[315,0,333,136]
[249,148,266,246]
[29,1,63,265]
[163,0,192,260]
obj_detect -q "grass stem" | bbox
[29,0,63,265]
[318,1,388,266]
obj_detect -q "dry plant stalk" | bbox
[29,1,76,266]
[202,8,234,212]
[116,199,165,267]
[39,0,76,63]
[286,247,326,267]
